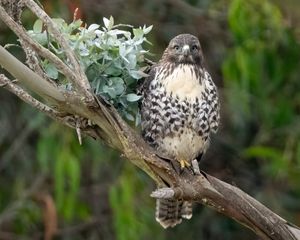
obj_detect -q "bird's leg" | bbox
[191,159,201,175]
[179,159,191,169]
[176,159,201,175]
[171,159,193,174]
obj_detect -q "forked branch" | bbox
[0,1,299,239]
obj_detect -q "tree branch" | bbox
[0,75,58,118]
[0,45,64,102]
[0,1,299,239]
[23,0,94,103]
[0,5,76,92]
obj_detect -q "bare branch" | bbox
[192,159,201,175]
[201,173,300,240]
[0,75,58,116]
[75,118,83,145]
[22,44,55,84]
[289,226,300,239]
[150,188,175,199]
[0,74,77,131]
[0,44,64,101]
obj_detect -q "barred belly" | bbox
[159,127,208,162]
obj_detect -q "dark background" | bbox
[0,0,300,239]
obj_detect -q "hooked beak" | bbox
[182,45,190,57]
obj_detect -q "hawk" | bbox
[140,34,220,228]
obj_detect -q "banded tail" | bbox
[155,199,193,228]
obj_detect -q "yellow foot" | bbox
[179,159,191,169]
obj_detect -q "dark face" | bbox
[162,34,204,65]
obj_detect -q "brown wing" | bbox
[137,64,157,96]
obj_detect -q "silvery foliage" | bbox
[28,16,152,123]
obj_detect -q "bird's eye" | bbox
[173,45,179,50]
[192,45,198,51]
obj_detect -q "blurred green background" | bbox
[0,0,300,239]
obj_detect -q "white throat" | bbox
[158,64,204,101]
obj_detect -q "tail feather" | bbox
[181,201,193,219]
[155,199,193,228]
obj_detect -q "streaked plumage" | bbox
[140,34,220,228]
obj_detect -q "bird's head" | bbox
[161,34,204,65]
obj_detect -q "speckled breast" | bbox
[141,64,211,161]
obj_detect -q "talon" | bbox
[180,160,190,169]
[180,160,185,169]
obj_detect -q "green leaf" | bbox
[44,63,59,79]
[125,112,134,121]
[28,31,48,45]
[109,16,114,29]
[133,28,144,38]
[103,85,117,98]
[143,25,153,34]
[135,111,141,126]
[119,44,127,58]
[52,18,66,26]
[129,70,148,79]
[105,65,122,76]
[103,16,114,30]
[126,93,141,102]
[67,19,83,33]
[111,77,125,95]
[33,19,43,33]
[115,85,125,95]
[87,23,100,31]
[71,19,83,29]
[126,54,137,69]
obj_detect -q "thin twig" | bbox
[76,118,83,145]
[23,43,56,85]
[0,75,58,117]
[0,75,72,127]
